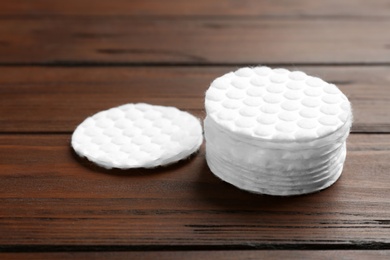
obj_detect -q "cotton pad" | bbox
[72,103,203,169]
[204,66,352,196]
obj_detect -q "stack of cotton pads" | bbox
[204,66,352,196]
[72,103,203,169]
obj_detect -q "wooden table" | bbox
[1,1,390,259]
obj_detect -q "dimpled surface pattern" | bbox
[72,103,203,169]
[204,66,353,196]
[205,66,351,141]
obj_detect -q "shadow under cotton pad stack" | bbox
[72,103,203,169]
[204,67,353,196]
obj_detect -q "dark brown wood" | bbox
[0,17,389,64]
[0,0,389,256]
[1,250,390,260]
[0,66,388,133]
[1,0,390,17]
[0,134,389,247]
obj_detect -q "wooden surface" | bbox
[0,1,389,259]
[1,251,390,260]
[1,18,390,64]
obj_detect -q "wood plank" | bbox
[0,18,389,64]
[0,66,388,133]
[0,134,390,247]
[1,0,390,17]
[1,251,390,260]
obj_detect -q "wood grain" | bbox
[1,251,390,260]
[2,0,390,17]
[0,66,388,133]
[0,17,389,64]
[1,0,389,256]
[0,134,390,248]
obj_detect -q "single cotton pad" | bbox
[205,67,351,142]
[72,103,203,169]
[204,66,352,196]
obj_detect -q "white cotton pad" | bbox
[205,67,351,142]
[72,103,203,169]
[204,66,352,196]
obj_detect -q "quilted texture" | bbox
[205,66,351,141]
[72,103,203,169]
[204,66,352,196]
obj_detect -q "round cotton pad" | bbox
[205,67,352,142]
[72,103,203,169]
[204,66,353,196]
